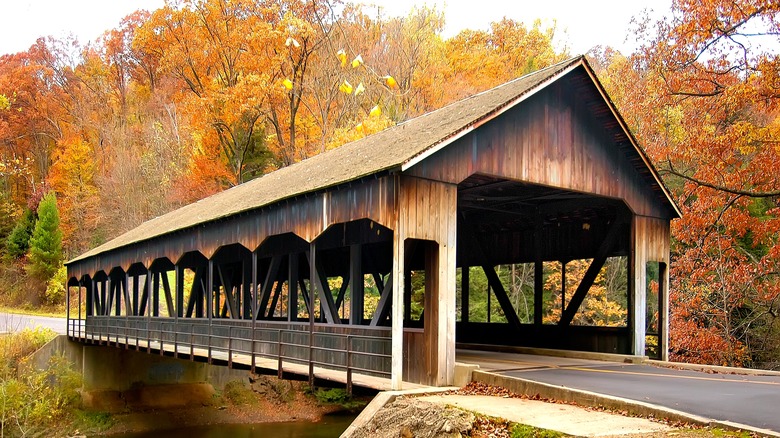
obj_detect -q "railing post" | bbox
[190,324,194,360]
[174,322,178,359]
[228,326,233,369]
[159,323,164,356]
[346,335,353,397]
[277,329,283,379]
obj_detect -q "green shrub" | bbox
[0,328,80,437]
[45,264,67,306]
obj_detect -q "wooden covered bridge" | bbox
[65,56,679,389]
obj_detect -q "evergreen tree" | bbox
[4,209,35,259]
[27,193,63,282]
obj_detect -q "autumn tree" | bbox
[593,0,780,366]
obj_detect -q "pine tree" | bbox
[5,209,35,259]
[27,193,63,283]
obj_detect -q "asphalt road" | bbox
[0,312,66,334]
[458,350,780,432]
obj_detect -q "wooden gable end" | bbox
[404,66,675,220]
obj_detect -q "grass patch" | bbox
[511,423,564,438]
[0,305,66,318]
[222,380,257,405]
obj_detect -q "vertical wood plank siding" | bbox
[406,79,670,220]
[632,216,672,356]
[396,176,458,386]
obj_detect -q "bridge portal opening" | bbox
[455,174,633,354]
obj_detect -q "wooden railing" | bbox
[68,316,391,393]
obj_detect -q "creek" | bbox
[108,413,356,438]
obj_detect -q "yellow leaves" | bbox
[339,80,353,94]
[355,123,363,133]
[283,78,293,90]
[285,37,300,48]
[369,105,381,118]
[384,75,398,89]
[351,54,364,68]
[336,49,347,67]
[0,94,9,110]
[354,82,365,96]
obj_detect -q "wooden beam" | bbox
[175,266,184,318]
[465,227,523,330]
[186,266,203,318]
[349,244,364,325]
[257,256,283,318]
[481,265,523,330]
[267,279,284,318]
[217,265,237,319]
[533,212,543,326]
[559,220,623,326]
[105,278,114,316]
[243,258,252,319]
[372,272,385,292]
[132,274,139,316]
[369,275,394,326]
[139,277,148,316]
[161,271,175,317]
[334,272,351,313]
[461,266,469,322]
[152,271,160,317]
[123,275,132,316]
[298,278,311,315]
[313,257,341,324]
[287,254,298,321]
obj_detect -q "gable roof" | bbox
[68,56,678,265]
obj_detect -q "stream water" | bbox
[111,413,356,438]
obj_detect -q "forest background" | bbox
[0,0,778,369]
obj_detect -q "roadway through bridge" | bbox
[457,349,780,434]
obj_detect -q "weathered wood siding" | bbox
[632,215,671,358]
[68,177,397,280]
[405,79,673,220]
[392,176,457,386]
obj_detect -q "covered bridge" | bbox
[65,56,679,388]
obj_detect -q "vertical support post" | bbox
[66,280,70,336]
[78,282,82,338]
[390,228,405,390]
[630,216,645,357]
[660,262,669,361]
[461,266,469,323]
[152,270,160,317]
[132,274,139,316]
[176,265,184,318]
[288,253,299,322]
[207,259,214,363]
[349,244,363,325]
[86,279,92,317]
[251,251,258,373]
[533,212,544,327]
[308,243,316,387]
[243,258,252,319]
[561,261,567,314]
[146,269,152,353]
